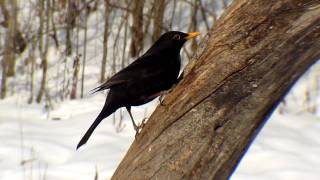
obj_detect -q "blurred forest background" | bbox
[0,0,230,105]
[1,0,318,114]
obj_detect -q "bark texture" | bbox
[112,0,320,179]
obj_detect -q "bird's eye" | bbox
[173,34,180,40]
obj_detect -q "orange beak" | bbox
[184,32,201,40]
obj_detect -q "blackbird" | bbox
[77,31,200,149]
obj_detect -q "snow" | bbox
[0,94,135,180]
[233,112,320,180]
[1,90,320,180]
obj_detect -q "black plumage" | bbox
[77,31,200,149]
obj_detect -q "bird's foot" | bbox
[158,90,173,106]
[134,118,148,139]
[159,95,165,106]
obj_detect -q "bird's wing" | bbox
[91,54,160,93]
[90,79,126,94]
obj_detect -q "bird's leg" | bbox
[126,106,138,131]
[139,117,148,128]
[126,106,146,138]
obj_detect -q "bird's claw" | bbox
[158,89,173,106]
[159,95,165,106]
[134,118,148,139]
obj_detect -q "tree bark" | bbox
[112,0,320,179]
[36,0,50,103]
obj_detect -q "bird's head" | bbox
[148,31,201,54]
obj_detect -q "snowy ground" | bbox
[233,112,320,180]
[0,94,140,180]
[1,92,320,180]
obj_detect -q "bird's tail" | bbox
[76,103,117,150]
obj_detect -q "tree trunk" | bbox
[65,0,76,56]
[100,0,110,83]
[5,0,17,77]
[0,0,10,28]
[1,0,26,77]
[0,1,10,98]
[70,55,80,99]
[189,0,199,52]
[121,16,129,68]
[36,0,50,103]
[80,5,88,98]
[0,15,4,99]
[50,0,59,48]
[0,62,7,99]
[152,0,166,42]
[130,0,144,57]
[27,36,37,104]
[112,0,320,179]
[0,0,20,97]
